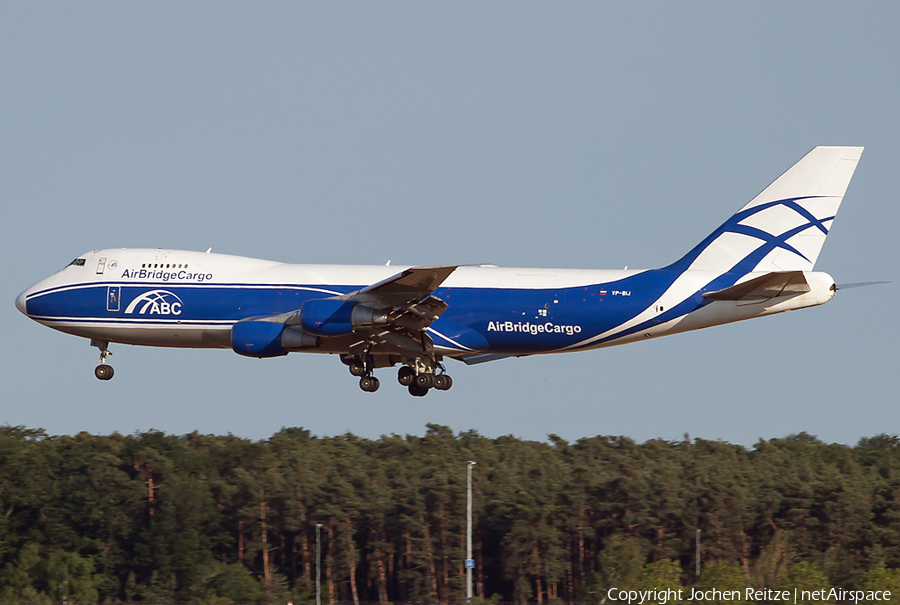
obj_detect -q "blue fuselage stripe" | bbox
[25,269,710,354]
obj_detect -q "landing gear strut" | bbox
[91,339,114,381]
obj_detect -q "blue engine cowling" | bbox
[231,320,319,358]
[300,298,388,336]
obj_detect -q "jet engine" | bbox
[231,319,319,358]
[299,299,389,336]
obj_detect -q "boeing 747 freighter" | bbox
[16,147,863,396]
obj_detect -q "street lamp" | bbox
[466,461,476,602]
[695,529,701,580]
[316,523,323,605]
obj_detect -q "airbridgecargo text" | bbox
[121,269,213,282]
[487,321,582,336]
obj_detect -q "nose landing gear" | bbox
[91,339,114,381]
[94,365,114,380]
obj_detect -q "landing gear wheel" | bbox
[408,383,429,397]
[397,366,415,386]
[415,373,435,389]
[349,360,366,377]
[433,374,452,391]
[359,376,380,392]
[94,365,114,381]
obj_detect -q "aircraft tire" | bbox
[434,375,452,390]
[415,373,434,389]
[359,376,379,392]
[349,360,366,376]
[408,383,429,397]
[397,366,415,386]
[94,365,114,381]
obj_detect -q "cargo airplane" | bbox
[16,147,864,396]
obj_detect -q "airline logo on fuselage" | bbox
[487,320,582,336]
[120,269,213,282]
[124,290,183,315]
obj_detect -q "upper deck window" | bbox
[67,258,86,267]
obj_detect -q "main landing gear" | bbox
[398,363,452,397]
[343,354,381,392]
[91,339,114,381]
[342,355,453,395]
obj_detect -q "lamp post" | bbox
[316,523,323,605]
[466,461,476,602]
[695,529,701,581]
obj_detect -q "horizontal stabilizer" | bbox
[702,271,810,302]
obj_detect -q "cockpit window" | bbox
[67,258,86,267]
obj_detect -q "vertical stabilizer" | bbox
[668,146,863,275]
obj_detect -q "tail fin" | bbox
[667,146,863,275]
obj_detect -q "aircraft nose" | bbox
[15,290,27,315]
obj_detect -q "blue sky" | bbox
[2,2,897,445]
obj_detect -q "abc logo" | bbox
[124,290,184,315]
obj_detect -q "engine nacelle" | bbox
[231,320,319,358]
[300,299,389,336]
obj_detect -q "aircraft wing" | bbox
[342,265,458,308]
[702,271,811,302]
[341,265,460,356]
[275,265,474,358]
[342,265,457,330]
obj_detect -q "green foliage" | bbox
[188,562,262,604]
[0,542,47,604]
[44,549,99,604]
[637,559,683,594]
[261,573,290,604]
[0,425,899,603]
[599,535,646,590]
[0,542,97,604]
[695,561,749,605]
[137,569,177,603]
[864,564,900,605]
[780,561,833,605]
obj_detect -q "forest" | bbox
[1,424,900,604]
